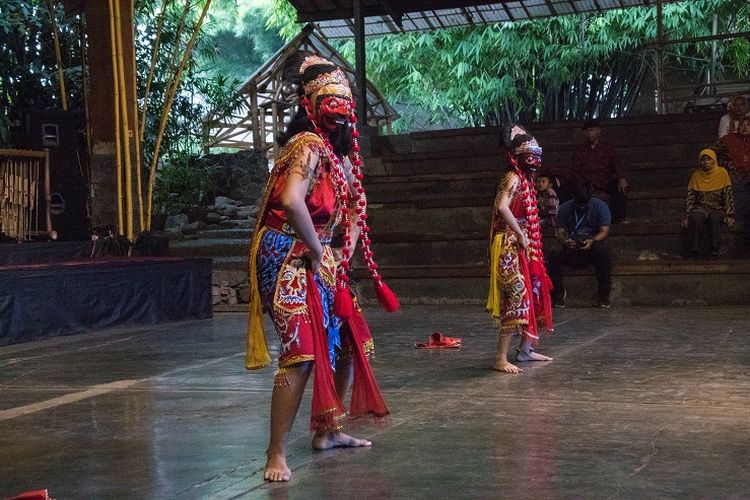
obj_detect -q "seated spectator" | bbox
[546,181,612,308]
[717,116,750,252]
[536,172,559,231]
[681,149,735,259]
[571,119,628,223]
[718,95,750,139]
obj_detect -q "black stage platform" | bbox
[0,241,95,266]
[0,255,212,345]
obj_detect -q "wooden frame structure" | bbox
[0,149,52,241]
[204,24,399,156]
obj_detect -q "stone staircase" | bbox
[353,112,750,306]
[169,212,252,311]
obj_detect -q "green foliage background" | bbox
[2,0,748,213]
[0,0,282,214]
[269,0,750,131]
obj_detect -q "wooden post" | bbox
[353,0,367,125]
[87,0,137,231]
[655,0,664,114]
[44,150,53,235]
[250,91,260,151]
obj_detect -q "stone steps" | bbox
[366,189,696,233]
[361,112,747,306]
[365,164,697,194]
[351,260,750,306]
[361,226,745,267]
[171,238,249,258]
[377,113,721,155]
[189,228,252,240]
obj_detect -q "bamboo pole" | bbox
[47,0,68,111]
[0,149,47,158]
[130,0,144,231]
[144,0,192,229]
[108,0,124,234]
[146,0,213,229]
[113,0,135,239]
[139,0,173,143]
[168,1,192,76]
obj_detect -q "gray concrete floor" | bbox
[1,306,749,499]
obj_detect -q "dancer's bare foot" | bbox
[492,360,523,373]
[312,431,372,450]
[264,451,291,482]
[515,350,553,362]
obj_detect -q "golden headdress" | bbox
[299,55,352,99]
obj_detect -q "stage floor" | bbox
[1,305,749,499]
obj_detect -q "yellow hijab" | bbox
[688,149,731,192]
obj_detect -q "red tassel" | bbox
[334,286,355,319]
[375,282,400,312]
[347,309,389,419]
[307,271,347,432]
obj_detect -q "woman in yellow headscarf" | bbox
[680,148,735,259]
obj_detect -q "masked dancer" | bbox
[487,125,554,373]
[245,54,398,482]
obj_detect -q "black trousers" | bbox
[546,240,612,301]
[687,209,724,254]
[596,179,627,223]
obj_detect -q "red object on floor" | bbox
[414,332,462,349]
[5,490,51,500]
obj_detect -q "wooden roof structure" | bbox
[288,0,677,39]
[204,24,399,153]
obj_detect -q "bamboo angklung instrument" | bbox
[0,150,46,241]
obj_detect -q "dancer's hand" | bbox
[304,247,324,274]
[516,232,529,251]
[581,239,594,250]
[725,216,735,228]
[680,218,688,229]
[332,247,344,266]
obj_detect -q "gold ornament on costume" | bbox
[509,124,543,156]
[299,55,352,98]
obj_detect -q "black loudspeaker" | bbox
[133,232,169,256]
[25,110,89,241]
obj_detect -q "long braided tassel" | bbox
[511,159,553,331]
[301,98,399,315]
[510,160,543,262]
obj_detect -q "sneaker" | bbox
[553,289,567,308]
[598,295,611,308]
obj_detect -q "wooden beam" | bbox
[376,0,403,28]
[293,0,679,23]
[643,30,750,47]
[294,0,501,22]
[354,0,368,123]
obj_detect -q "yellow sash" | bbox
[245,225,271,369]
[486,232,504,318]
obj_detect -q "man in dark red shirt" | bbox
[571,119,628,223]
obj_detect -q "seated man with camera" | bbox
[546,180,613,308]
